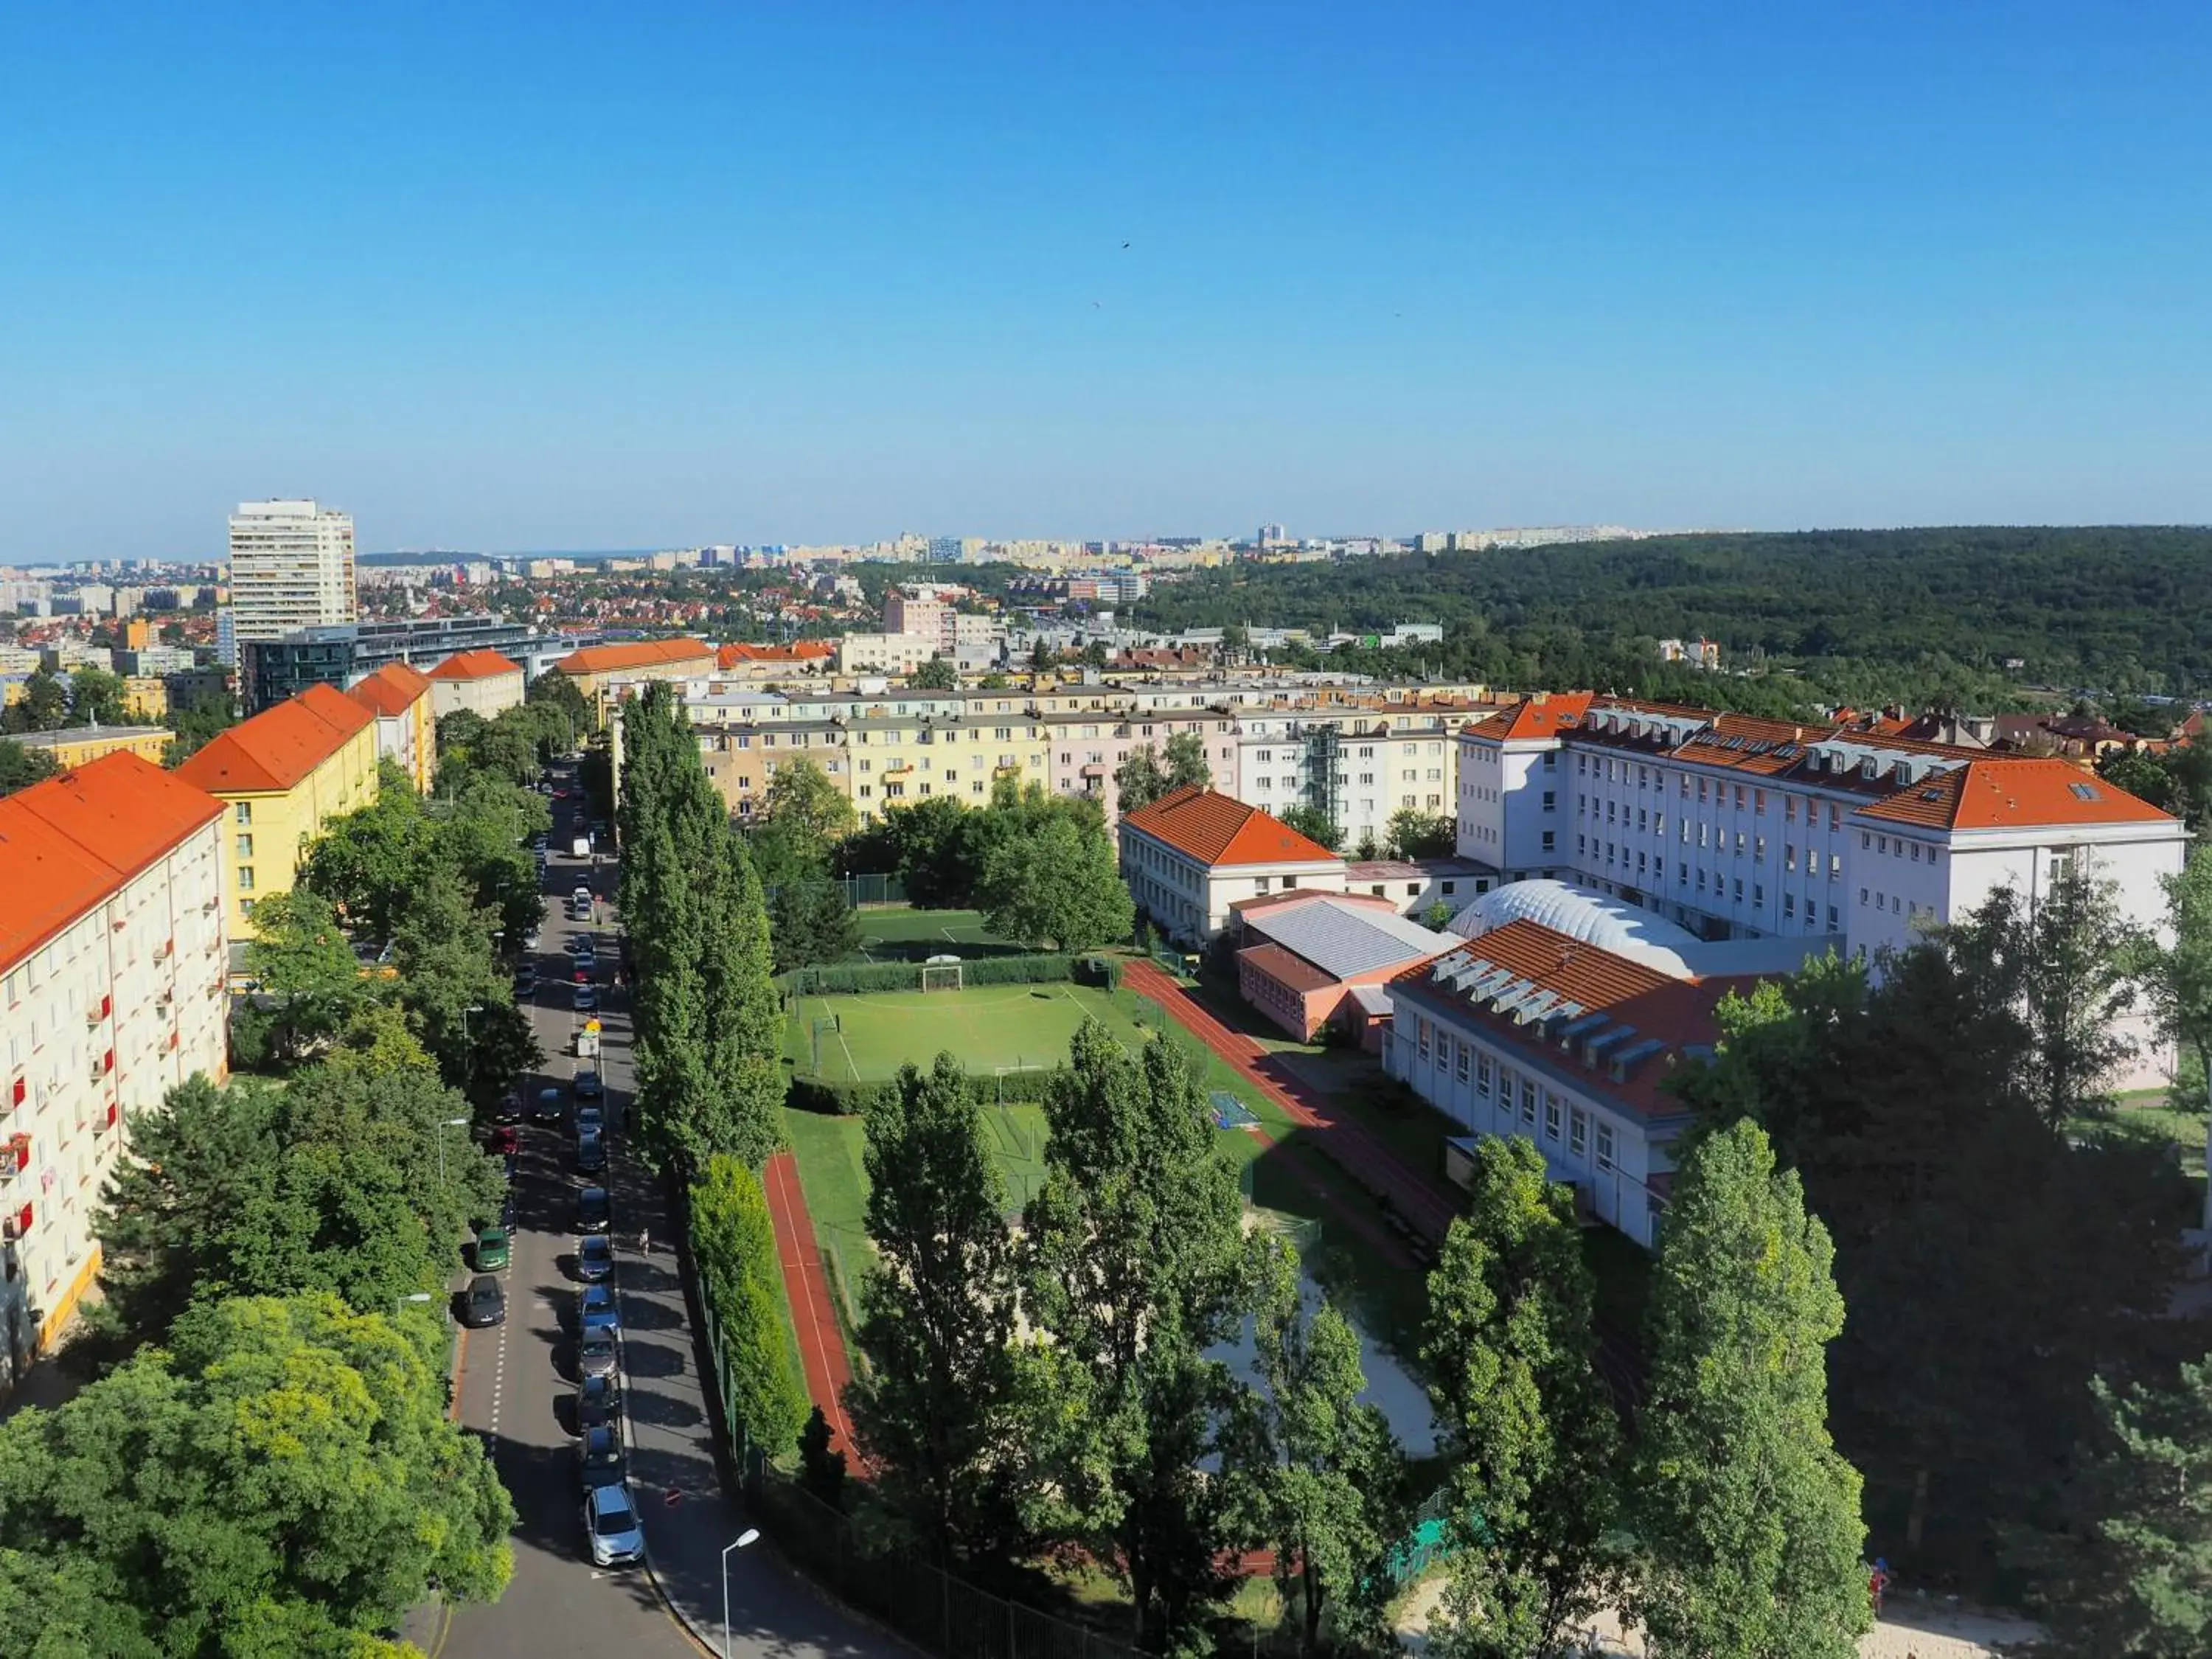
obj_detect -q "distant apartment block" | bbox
[552,638,717,726]
[226,499,357,644]
[9,726,173,771]
[425,649,525,723]
[0,754,231,1388]
[345,661,437,793]
[240,614,541,713]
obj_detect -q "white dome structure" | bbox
[1448,879,1703,978]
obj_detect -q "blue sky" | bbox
[2,1,2208,560]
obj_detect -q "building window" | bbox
[234,834,254,858]
[1543,1095,1562,1143]
[1418,1020,1431,1061]
[1570,1107,1587,1157]
[1520,1079,1537,1126]
[1596,1123,1615,1172]
[237,866,255,892]
[1455,1040,1470,1082]
[1541,831,1556,852]
[234,802,252,826]
[1476,1055,1492,1097]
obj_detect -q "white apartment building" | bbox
[227,498,357,643]
[1236,713,1460,852]
[0,754,229,1389]
[1118,787,1349,945]
[1455,694,2189,1088]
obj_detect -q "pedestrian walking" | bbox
[639,1227,651,1255]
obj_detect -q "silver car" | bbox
[577,1325,619,1380]
[584,1480,644,1568]
[577,1232,613,1282]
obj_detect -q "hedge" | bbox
[689,1155,807,1455]
[788,1064,1060,1118]
[779,953,1077,997]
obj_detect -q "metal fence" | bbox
[836,873,907,908]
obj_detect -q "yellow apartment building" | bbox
[173,681,380,938]
[843,712,1054,823]
[10,725,173,770]
[552,639,717,727]
[344,660,438,793]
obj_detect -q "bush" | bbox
[777,953,1077,996]
[787,1066,1057,1116]
[226,1001,277,1072]
[689,1155,807,1455]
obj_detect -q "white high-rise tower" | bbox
[226,499,357,641]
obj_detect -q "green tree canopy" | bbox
[909,654,959,690]
[0,735,58,797]
[976,810,1134,953]
[690,1156,807,1453]
[1278,801,1343,852]
[243,888,370,1060]
[1627,1120,1869,1659]
[0,1293,513,1653]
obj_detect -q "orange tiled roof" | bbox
[0,752,225,970]
[1467,691,1593,741]
[554,638,714,675]
[1856,757,2175,832]
[175,684,374,795]
[1388,917,1756,1122]
[1119,786,1341,868]
[716,641,834,668]
[426,648,522,681]
[344,661,434,717]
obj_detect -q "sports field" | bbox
[844,905,1018,963]
[787,981,1160,1085]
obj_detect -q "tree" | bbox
[770,876,861,974]
[689,1156,807,1454]
[2140,844,2212,1236]
[69,667,129,726]
[0,1293,513,1652]
[163,687,237,766]
[1420,1137,1623,1658]
[881,793,984,907]
[298,771,439,942]
[763,754,857,843]
[243,888,369,1060]
[910,654,959,690]
[1225,1234,1404,1656]
[389,866,538,1108]
[1627,1120,1870,1659]
[1161,729,1212,792]
[849,1055,1030,1568]
[976,811,1134,953]
[1114,745,1170,815]
[2020,1356,2212,1659]
[1279,802,1343,852]
[4,667,68,731]
[797,1405,849,1510]
[526,666,591,735]
[1942,859,2143,1127]
[691,832,786,1167]
[1022,1024,1251,1655]
[1386,808,1456,860]
[1422,899,1455,931]
[0,735,57,797]
[1028,638,1057,671]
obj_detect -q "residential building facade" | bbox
[0,754,229,1386]
[344,661,437,793]
[553,638,717,726]
[425,649,526,722]
[10,726,172,770]
[226,499,356,643]
[240,613,541,713]
[174,683,380,939]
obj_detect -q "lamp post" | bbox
[720,1528,761,1658]
[394,1291,434,1319]
[435,1116,470,1192]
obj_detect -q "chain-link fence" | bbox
[835,873,907,907]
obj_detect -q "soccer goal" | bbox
[919,963,964,993]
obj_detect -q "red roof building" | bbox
[1116,787,1348,944]
[425,647,526,722]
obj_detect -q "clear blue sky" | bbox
[3,1,2208,560]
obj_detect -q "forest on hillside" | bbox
[1119,527,2212,714]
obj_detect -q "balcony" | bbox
[86,993,111,1024]
[1,1135,26,1177]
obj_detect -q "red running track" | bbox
[762,1150,863,1464]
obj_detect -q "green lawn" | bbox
[844,905,1021,962]
[788,981,1162,1084]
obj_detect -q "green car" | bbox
[473,1226,510,1271]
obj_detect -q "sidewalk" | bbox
[611,1157,900,1656]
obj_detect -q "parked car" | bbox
[573,984,597,1012]
[575,1422,623,1491]
[522,928,543,950]
[574,1128,605,1174]
[572,1069,603,1101]
[571,885,592,908]
[583,1480,644,1568]
[473,1225,510,1271]
[574,1102,605,1137]
[535,1087,566,1124]
[577,1233,613,1281]
[512,970,537,998]
[484,1124,520,1156]
[574,1371,620,1433]
[577,1325,619,1380]
[495,1090,522,1124]
[580,1283,619,1332]
[577,1185,611,1234]
[459,1275,506,1328]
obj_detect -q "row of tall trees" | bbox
[846,1028,1881,1657]
[744,757,863,973]
[846,776,1134,952]
[616,682,784,1172]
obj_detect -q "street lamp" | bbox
[394,1291,434,1318]
[435,1116,470,1192]
[720,1528,762,1658]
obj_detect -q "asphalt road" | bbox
[431,771,900,1659]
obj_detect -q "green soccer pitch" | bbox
[787,981,1158,1085]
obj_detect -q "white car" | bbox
[584,1481,644,1568]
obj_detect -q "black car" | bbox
[577,1185,611,1234]
[459,1275,506,1328]
[494,1091,522,1124]
[574,1371,620,1432]
[575,1422,623,1490]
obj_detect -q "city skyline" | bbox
[4,3,2210,561]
